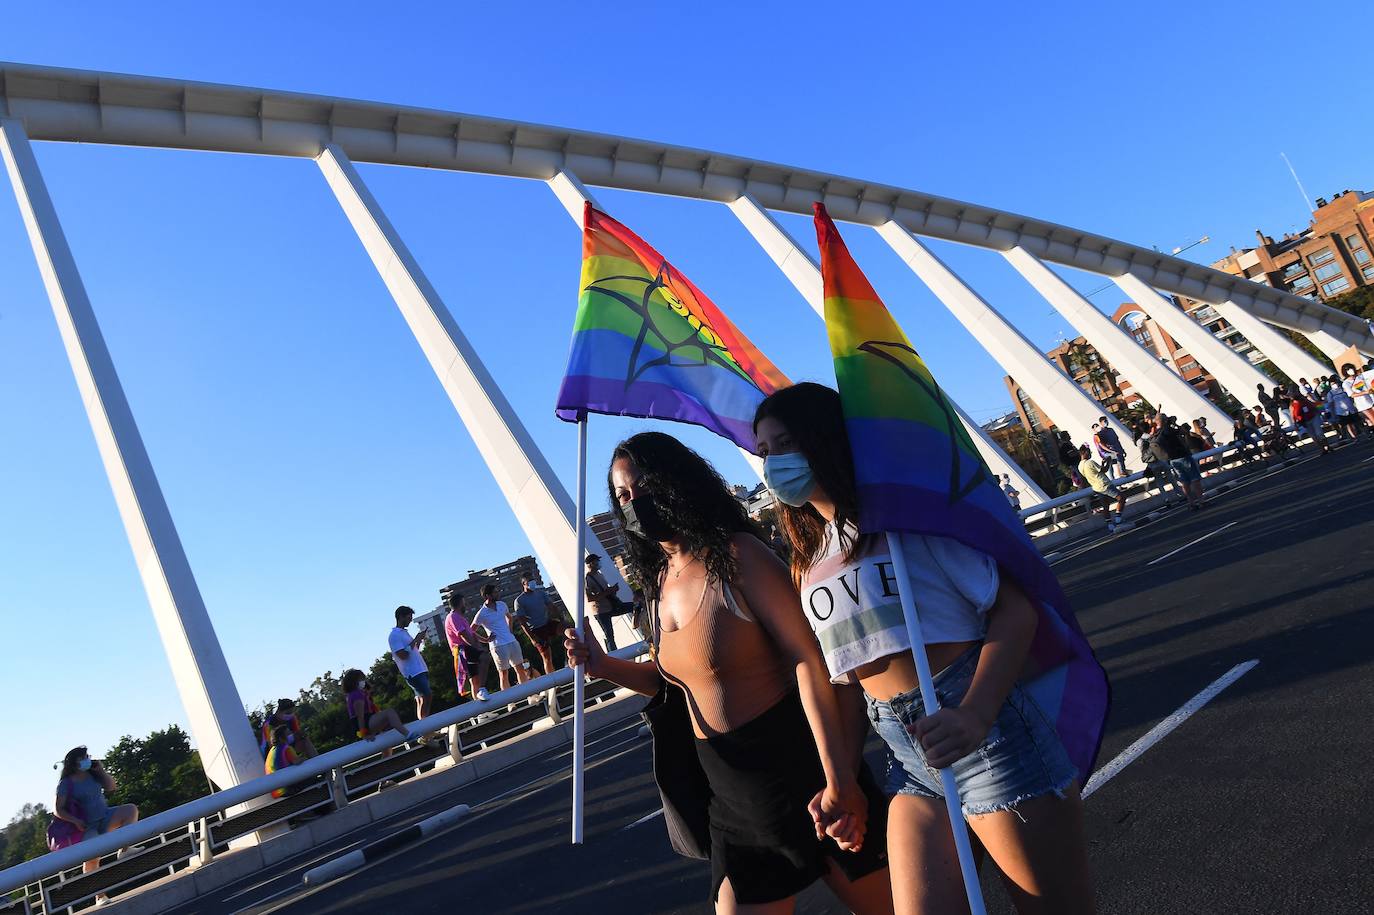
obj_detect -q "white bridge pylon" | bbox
[6,61,1372,792]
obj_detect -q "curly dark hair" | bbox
[342,668,366,693]
[753,383,873,585]
[607,432,760,603]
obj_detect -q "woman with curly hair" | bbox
[53,746,139,895]
[565,431,891,914]
[754,382,1093,915]
[342,668,411,748]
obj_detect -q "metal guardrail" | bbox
[0,643,650,910]
[1017,435,1283,527]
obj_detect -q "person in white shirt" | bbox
[389,606,432,725]
[1341,363,1374,432]
[472,584,532,692]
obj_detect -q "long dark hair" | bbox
[607,432,759,603]
[753,383,869,585]
[59,746,88,781]
[342,669,366,693]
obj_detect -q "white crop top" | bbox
[798,522,999,684]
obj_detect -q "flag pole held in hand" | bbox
[887,532,988,914]
[571,414,588,845]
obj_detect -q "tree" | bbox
[102,725,211,816]
[2,803,52,870]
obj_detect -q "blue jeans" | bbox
[865,646,1077,815]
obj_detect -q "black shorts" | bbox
[694,691,889,904]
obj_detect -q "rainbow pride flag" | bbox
[814,203,1109,777]
[556,203,789,451]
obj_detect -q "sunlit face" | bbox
[753,415,797,458]
[611,456,647,509]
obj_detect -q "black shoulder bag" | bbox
[640,582,713,860]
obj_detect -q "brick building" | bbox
[1209,189,1374,302]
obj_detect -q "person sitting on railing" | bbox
[343,668,411,756]
[258,698,317,761]
[1078,444,1127,533]
[265,725,303,798]
[1230,415,1262,463]
[53,746,139,893]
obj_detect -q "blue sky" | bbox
[2,2,1371,818]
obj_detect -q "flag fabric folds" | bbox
[814,203,1109,777]
[555,203,789,451]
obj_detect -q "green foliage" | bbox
[2,803,52,870]
[102,725,211,816]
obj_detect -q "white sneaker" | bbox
[476,688,489,702]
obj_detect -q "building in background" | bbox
[981,410,1058,494]
[1110,304,1223,401]
[587,510,627,562]
[419,555,568,645]
[1210,190,1374,303]
[1003,333,1141,438]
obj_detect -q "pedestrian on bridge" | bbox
[442,590,491,702]
[754,383,1097,915]
[565,431,892,914]
[1093,416,1127,478]
[389,606,433,724]
[52,747,140,898]
[474,584,534,696]
[1078,444,1127,531]
[342,668,411,750]
[514,572,563,675]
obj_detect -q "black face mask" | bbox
[621,494,676,542]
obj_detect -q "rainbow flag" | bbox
[814,203,1109,777]
[556,203,789,451]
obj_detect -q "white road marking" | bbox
[620,808,664,831]
[1146,521,1238,566]
[1362,453,1374,463]
[1082,660,1259,799]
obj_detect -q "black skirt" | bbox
[694,690,889,904]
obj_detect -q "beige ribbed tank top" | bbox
[655,573,791,739]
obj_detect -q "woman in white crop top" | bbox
[755,383,1094,915]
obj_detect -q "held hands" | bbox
[807,777,868,852]
[911,705,991,769]
[563,625,606,676]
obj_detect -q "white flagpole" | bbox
[886,531,987,915]
[571,415,589,844]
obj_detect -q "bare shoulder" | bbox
[729,532,788,578]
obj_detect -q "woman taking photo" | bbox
[754,382,1093,915]
[564,431,891,914]
[53,746,140,893]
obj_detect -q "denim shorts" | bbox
[1169,456,1200,484]
[866,646,1077,816]
[405,671,432,697]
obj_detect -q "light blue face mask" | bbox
[78,758,92,772]
[763,452,816,507]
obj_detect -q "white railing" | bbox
[0,643,649,907]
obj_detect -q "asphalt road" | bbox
[171,438,1374,915]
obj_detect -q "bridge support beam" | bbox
[1215,300,1330,385]
[876,222,1140,472]
[1003,247,1233,433]
[316,146,619,624]
[724,194,1050,504]
[0,118,263,793]
[1304,327,1371,362]
[1113,272,1272,408]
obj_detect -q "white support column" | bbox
[1304,327,1371,362]
[876,222,1140,471]
[0,118,263,793]
[315,145,621,624]
[1003,247,1233,432]
[1113,272,1273,406]
[1215,300,1330,384]
[725,194,1050,504]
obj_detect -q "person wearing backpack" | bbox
[1153,416,1204,510]
[51,746,140,895]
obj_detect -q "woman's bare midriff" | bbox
[855,640,980,702]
